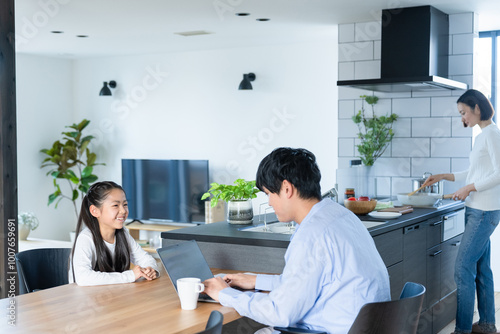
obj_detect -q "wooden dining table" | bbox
[0,268,258,334]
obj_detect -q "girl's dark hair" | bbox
[457,89,495,121]
[256,147,322,200]
[71,181,130,280]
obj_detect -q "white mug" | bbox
[177,277,205,310]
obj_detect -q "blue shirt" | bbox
[219,199,390,333]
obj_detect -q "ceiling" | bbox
[15,0,500,58]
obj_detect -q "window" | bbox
[478,30,499,123]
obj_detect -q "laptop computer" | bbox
[156,240,218,302]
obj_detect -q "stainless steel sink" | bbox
[239,222,296,234]
[240,220,386,233]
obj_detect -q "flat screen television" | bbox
[121,159,209,224]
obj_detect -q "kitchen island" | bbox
[161,200,464,334]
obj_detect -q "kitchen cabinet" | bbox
[161,202,465,334]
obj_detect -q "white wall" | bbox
[16,38,339,240]
[16,53,75,241]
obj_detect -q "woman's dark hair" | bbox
[256,147,321,200]
[457,89,495,121]
[71,181,130,279]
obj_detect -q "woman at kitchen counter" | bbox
[423,89,500,334]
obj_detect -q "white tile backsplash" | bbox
[452,34,475,55]
[338,119,361,138]
[412,118,451,137]
[430,138,472,157]
[372,157,411,177]
[337,14,475,198]
[451,158,470,172]
[355,21,381,42]
[449,13,474,35]
[338,138,355,157]
[339,24,355,43]
[449,54,473,76]
[391,138,430,158]
[452,117,473,137]
[338,62,355,80]
[410,158,451,176]
[392,118,411,138]
[338,100,355,119]
[339,42,374,62]
[431,96,458,116]
[354,60,380,79]
[392,98,431,118]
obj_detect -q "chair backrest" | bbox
[197,310,223,334]
[15,248,72,295]
[347,282,425,334]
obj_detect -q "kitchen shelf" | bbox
[126,222,186,253]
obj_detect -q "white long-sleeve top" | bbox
[453,123,500,211]
[69,227,160,286]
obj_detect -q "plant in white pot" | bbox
[201,179,260,224]
[40,119,104,240]
[18,212,39,240]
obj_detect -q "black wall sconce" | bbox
[99,80,117,96]
[238,73,256,90]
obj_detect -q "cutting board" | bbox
[378,206,413,214]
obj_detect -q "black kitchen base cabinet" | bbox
[372,209,464,334]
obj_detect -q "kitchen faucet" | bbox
[322,188,338,203]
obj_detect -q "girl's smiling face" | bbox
[91,188,129,236]
[458,102,481,128]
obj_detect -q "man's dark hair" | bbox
[256,147,321,200]
[457,89,495,121]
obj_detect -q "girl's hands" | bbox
[132,266,158,281]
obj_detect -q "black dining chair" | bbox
[197,310,223,334]
[274,282,426,334]
[15,248,72,295]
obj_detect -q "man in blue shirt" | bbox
[204,147,390,333]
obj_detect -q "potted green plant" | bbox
[18,212,39,240]
[201,179,260,224]
[352,95,398,166]
[40,119,104,225]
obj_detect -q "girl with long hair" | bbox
[70,181,159,285]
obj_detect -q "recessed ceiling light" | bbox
[51,31,64,34]
[174,30,213,37]
[236,13,250,16]
[256,18,270,22]
[76,35,88,38]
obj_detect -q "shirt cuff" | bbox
[255,274,276,291]
[218,287,241,307]
[124,270,136,282]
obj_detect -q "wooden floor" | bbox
[437,292,500,334]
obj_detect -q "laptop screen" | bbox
[157,240,214,291]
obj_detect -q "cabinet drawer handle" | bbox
[431,221,442,226]
[452,242,461,247]
[430,250,442,257]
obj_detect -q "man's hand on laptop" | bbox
[224,273,257,290]
[203,277,230,301]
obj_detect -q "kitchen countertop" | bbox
[161,200,465,248]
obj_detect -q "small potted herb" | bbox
[201,179,260,224]
[18,212,40,240]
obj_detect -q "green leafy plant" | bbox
[201,179,260,208]
[352,95,398,166]
[40,119,104,219]
[18,212,39,231]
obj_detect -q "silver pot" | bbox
[412,172,442,195]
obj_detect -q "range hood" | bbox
[337,6,468,93]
